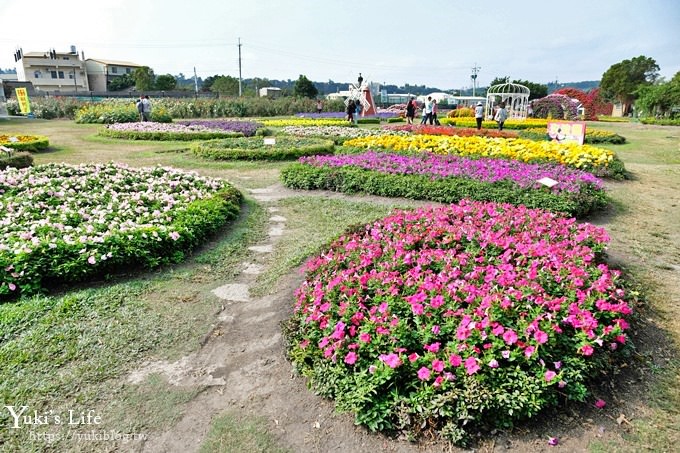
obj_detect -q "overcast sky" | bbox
[1,0,678,90]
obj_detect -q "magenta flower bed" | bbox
[299,151,603,194]
[286,200,633,442]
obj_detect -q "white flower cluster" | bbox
[0,162,226,259]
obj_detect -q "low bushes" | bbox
[281,151,607,217]
[0,134,49,151]
[75,103,172,124]
[0,151,33,170]
[98,122,245,141]
[441,118,551,130]
[191,136,334,160]
[0,163,241,299]
[640,118,680,126]
[286,200,633,444]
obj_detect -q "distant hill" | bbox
[0,68,17,74]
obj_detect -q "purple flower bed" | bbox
[299,151,603,194]
[177,120,262,136]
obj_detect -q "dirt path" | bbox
[128,187,436,453]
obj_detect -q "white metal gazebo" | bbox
[485,82,530,120]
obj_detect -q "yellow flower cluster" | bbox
[261,118,352,127]
[0,134,41,144]
[448,118,550,130]
[343,134,616,171]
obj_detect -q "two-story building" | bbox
[16,46,89,93]
[84,59,143,92]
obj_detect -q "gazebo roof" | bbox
[487,82,530,95]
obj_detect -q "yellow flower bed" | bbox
[343,134,616,172]
[261,118,353,127]
[0,134,50,151]
[444,118,550,130]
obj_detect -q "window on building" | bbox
[58,71,64,79]
[68,73,74,79]
[63,57,70,60]
[111,67,118,74]
[34,71,41,78]
[51,71,58,79]
[126,68,131,74]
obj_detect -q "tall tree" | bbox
[155,74,177,91]
[635,71,680,117]
[293,74,318,98]
[512,79,547,100]
[210,75,239,96]
[108,74,135,91]
[600,56,659,111]
[201,75,220,92]
[133,66,155,91]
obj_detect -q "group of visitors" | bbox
[474,101,508,131]
[346,99,363,124]
[136,95,152,122]
[405,96,440,125]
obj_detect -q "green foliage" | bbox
[108,74,135,91]
[600,55,660,107]
[211,75,240,96]
[74,102,172,124]
[386,117,405,123]
[489,77,548,100]
[280,163,608,217]
[98,129,244,141]
[155,74,178,91]
[357,118,380,124]
[640,117,680,126]
[191,136,334,161]
[5,97,82,119]
[0,151,33,170]
[293,74,318,99]
[635,71,680,119]
[133,66,155,91]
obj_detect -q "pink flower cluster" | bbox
[293,200,631,390]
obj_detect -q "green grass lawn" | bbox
[0,117,678,452]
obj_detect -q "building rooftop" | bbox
[86,58,143,67]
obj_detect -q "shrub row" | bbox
[191,136,334,160]
[75,103,172,124]
[519,128,627,144]
[640,118,680,126]
[281,161,606,217]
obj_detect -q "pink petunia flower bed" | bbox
[286,200,634,444]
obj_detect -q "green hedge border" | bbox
[280,163,607,217]
[191,137,335,161]
[98,129,244,141]
[0,135,50,151]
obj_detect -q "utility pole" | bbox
[471,63,481,97]
[73,68,77,93]
[238,38,242,97]
[193,66,199,98]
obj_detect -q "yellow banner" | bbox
[15,87,31,115]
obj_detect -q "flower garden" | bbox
[0,163,241,299]
[286,201,633,443]
[1,103,657,449]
